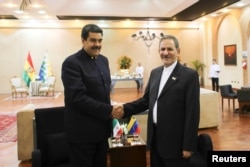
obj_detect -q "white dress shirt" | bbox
[209,64,220,78]
[136,66,144,77]
[153,61,177,124]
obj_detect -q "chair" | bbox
[189,133,213,167]
[32,107,70,167]
[38,76,56,96]
[236,89,250,113]
[219,84,237,111]
[9,76,28,98]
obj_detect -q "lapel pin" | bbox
[172,77,176,80]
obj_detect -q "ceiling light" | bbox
[132,28,164,49]
[5,3,16,8]
[38,10,46,14]
[236,3,245,7]
[210,13,218,17]
[32,3,41,8]
[221,8,230,13]
[15,10,24,14]
[20,0,32,11]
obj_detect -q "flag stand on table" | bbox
[22,51,36,87]
[38,51,53,82]
[127,116,141,135]
[112,118,123,137]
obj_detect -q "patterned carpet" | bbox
[0,113,17,143]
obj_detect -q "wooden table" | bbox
[108,136,146,167]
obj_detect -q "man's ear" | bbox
[81,38,86,45]
[177,48,181,54]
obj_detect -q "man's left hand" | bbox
[182,150,193,159]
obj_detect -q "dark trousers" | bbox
[150,126,189,167]
[68,139,108,167]
[211,77,219,92]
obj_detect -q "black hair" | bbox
[81,24,103,40]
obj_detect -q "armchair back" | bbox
[9,76,28,98]
[39,76,56,96]
[32,106,69,167]
[219,84,237,98]
[237,89,250,102]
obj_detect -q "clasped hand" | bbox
[111,104,124,119]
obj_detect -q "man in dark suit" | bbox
[122,35,200,167]
[61,24,123,167]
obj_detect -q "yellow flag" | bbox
[126,116,136,132]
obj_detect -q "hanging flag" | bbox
[127,116,141,135]
[39,51,53,82]
[112,118,123,137]
[22,52,36,87]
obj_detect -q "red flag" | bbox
[22,52,36,87]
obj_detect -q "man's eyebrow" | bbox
[89,37,102,40]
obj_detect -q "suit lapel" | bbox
[158,63,181,98]
[151,67,164,100]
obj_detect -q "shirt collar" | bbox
[163,60,177,71]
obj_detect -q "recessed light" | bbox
[38,10,46,14]
[5,3,16,8]
[221,8,229,13]
[32,3,41,8]
[15,10,24,14]
[236,2,245,7]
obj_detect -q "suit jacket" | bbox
[123,63,200,159]
[61,49,112,143]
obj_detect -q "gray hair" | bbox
[159,35,180,49]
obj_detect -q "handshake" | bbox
[111,104,124,119]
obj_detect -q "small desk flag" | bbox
[112,118,123,137]
[127,116,141,135]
